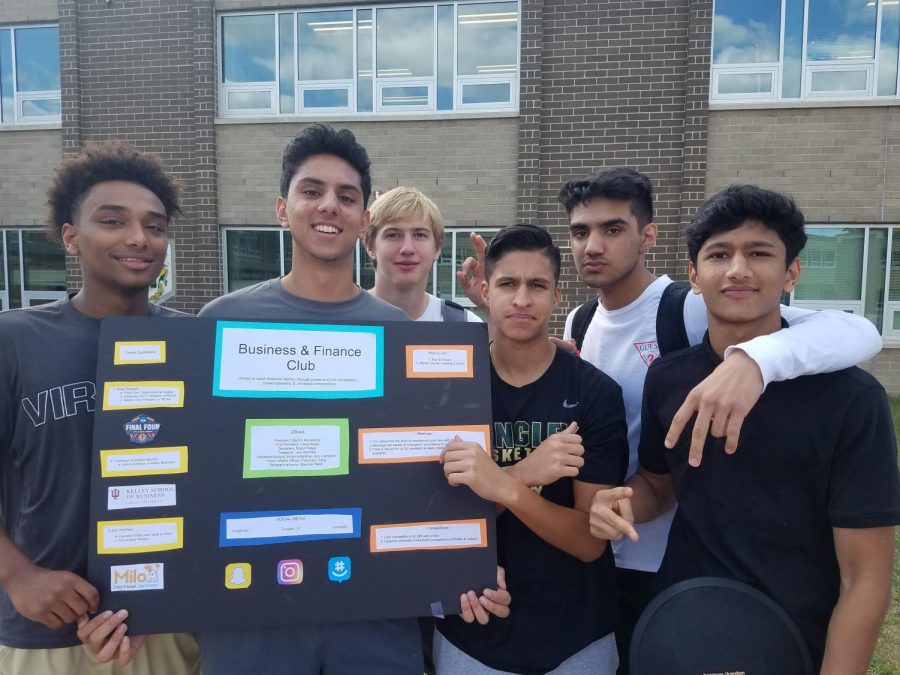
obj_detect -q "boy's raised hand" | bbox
[456,232,489,309]
[509,422,583,487]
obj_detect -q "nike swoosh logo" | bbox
[562,400,579,408]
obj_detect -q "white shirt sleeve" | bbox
[723,307,882,387]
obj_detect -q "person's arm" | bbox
[441,439,605,562]
[666,302,882,465]
[588,468,675,542]
[505,421,584,487]
[738,305,881,385]
[820,526,895,675]
[0,528,99,629]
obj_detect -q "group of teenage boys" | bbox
[0,122,897,675]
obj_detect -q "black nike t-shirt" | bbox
[437,347,628,674]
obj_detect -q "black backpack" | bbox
[570,281,692,356]
[440,299,468,322]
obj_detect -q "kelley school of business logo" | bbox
[124,414,161,444]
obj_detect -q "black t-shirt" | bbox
[639,335,900,671]
[437,347,628,674]
[0,297,183,648]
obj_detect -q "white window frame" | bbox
[788,224,900,343]
[710,64,780,100]
[710,0,900,104]
[221,227,289,293]
[298,80,355,113]
[216,1,521,118]
[17,90,62,123]
[456,74,517,109]
[221,83,278,116]
[0,23,61,126]
[803,62,874,98]
[222,225,498,306]
[0,228,67,309]
[376,77,434,111]
[218,12,280,118]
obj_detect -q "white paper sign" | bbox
[216,325,378,395]
[107,484,176,510]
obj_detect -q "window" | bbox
[711,0,900,103]
[222,226,497,309]
[0,25,61,125]
[789,224,900,341]
[218,3,519,117]
[0,229,66,310]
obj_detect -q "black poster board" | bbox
[86,317,496,635]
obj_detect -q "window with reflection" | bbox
[0,25,61,125]
[224,226,497,309]
[790,225,900,340]
[711,0,900,102]
[219,2,519,116]
[0,229,66,310]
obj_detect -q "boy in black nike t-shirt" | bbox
[436,224,628,674]
[590,185,900,673]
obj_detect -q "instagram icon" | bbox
[277,559,303,585]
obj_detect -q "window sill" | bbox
[215,110,519,125]
[710,98,900,111]
[0,122,61,131]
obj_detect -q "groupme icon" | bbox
[328,556,351,583]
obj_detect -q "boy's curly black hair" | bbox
[46,142,181,242]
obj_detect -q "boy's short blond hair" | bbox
[365,186,445,250]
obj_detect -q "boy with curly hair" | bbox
[0,143,199,674]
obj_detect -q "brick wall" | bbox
[707,107,900,221]
[861,349,900,395]
[520,0,712,335]
[708,106,900,393]
[0,0,57,24]
[0,130,61,227]
[0,0,62,233]
[58,0,219,314]
[217,119,518,231]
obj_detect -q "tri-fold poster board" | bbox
[87,317,496,634]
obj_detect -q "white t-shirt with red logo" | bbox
[565,275,704,572]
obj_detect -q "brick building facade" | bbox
[2,0,898,389]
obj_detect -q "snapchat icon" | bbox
[225,562,252,589]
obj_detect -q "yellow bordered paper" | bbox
[113,341,167,365]
[102,381,185,410]
[100,446,188,478]
[97,517,184,554]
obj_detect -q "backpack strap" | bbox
[656,281,692,356]
[570,299,599,351]
[440,299,468,322]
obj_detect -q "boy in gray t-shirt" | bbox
[0,145,199,674]
[84,124,508,674]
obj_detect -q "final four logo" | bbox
[124,414,160,444]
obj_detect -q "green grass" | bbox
[869,397,900,674]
